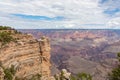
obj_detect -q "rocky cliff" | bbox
[0,30,51,79]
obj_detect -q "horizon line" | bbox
[16,28,120,30]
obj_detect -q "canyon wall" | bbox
[0,32,51,79]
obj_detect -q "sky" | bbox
[0,0,120,29]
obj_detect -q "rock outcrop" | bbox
[0,31,51,79]
[54,69,71,80]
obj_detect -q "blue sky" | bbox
[12,14,65,21]
[0,0,120,29]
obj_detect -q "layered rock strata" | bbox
[0,33,51,79]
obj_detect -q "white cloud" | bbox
[0,0,119,29]
[107,17,120,29]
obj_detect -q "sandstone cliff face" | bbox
[0,33,51,79]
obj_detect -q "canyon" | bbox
[1,28,120,80]
[19,29,120,80]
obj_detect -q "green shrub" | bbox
[108,53,120,80]
[4,65,16,80]
[0,32,13,47]
[14,30,22,34]
[77,73,92,80]
[70,75,77,80]
[0,26,12,30]
[29,74,42,80]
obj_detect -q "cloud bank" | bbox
[0,0,120,29]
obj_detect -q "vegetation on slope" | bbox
[108,53,120,80]
[0,32,14,47]
[54,69,92,80]
[0,26,13,30]
[4,65,16,80]
[0,26,21,48]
